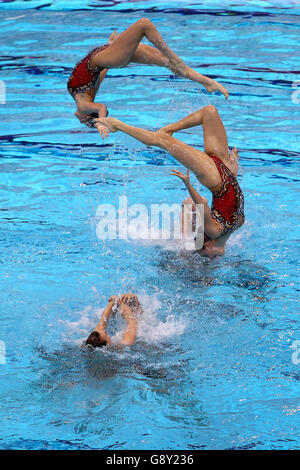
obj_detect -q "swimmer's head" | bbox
[197,240,225,260]
[85,331,108,348]
[90,109,109,118]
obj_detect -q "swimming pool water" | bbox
[0,0,299,450]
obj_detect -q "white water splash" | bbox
[60,293,187,347]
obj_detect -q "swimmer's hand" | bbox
[108,29,119,44]
[94,117,119,133]
[118,294,142,313]
[230,146,239,164]
[171,169,191,186]
[94,122,110,139]
[118,293,136,305]
[172,169,208,206]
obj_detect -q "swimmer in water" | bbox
[94,105,245,259]
[67,18,229,137]
[84,294,142,348]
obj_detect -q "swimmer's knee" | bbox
[154,130,169,148]
[156,131,174,147]
[137,17,153,30]
[202,105,218,116]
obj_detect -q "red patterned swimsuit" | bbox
[67,44,110,98]
[208,154,244,235]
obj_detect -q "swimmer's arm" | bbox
[78,100,108,117]
[75,97,109,139]
[184,186,222,238]
[185,182,208,207]
[94,296,116,339]
[94,69,108,95]
[79,97,109,138]
[173,170,223,239]
[77,100,109,138]
[185,184,223,238]
[171,169,208,206]
[119,301,137,346]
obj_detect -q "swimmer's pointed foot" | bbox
[205,79,229,99]
[94,117,119,133]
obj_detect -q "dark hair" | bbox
[85,331,107,348]
[90,109,109,119]
[85,109,109,129]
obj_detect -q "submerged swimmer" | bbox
[84,294,142,348]
[67,18,228,137]
[95,105,245,259]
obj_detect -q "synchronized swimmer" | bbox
[84,294,142,348]
[67,18,228,137]
[95,106,244,259]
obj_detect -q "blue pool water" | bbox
[0,0,299,450]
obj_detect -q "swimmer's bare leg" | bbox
[130,44,228,98]
[130,43,169,67]
[158,105,229,160]
[94,117,220,189]
[157,108,206,135]
[92,19,228,98]
[93,18,185,74]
